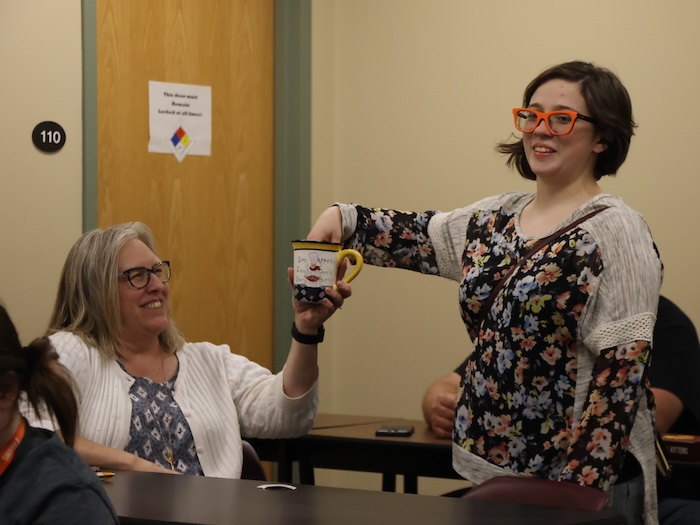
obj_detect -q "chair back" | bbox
[463,476,609,512]
[241,440,267,481]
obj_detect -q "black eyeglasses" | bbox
[119,261,171,289]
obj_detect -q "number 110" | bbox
[41,130,62,143]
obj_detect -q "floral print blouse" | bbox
[339,193,662,503]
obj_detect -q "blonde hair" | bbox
[48,222,185,359]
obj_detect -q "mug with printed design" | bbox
[292,240,363,303]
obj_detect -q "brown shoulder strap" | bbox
[476,206,609,328]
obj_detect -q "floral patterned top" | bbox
[337,192,662,524]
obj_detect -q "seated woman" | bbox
[0,304,118,523]
[28,221,350,477]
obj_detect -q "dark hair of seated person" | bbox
[0,303,118,524]
[0,305,78,445]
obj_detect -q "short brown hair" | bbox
[497,61,636,180]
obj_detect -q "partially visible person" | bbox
[652,297,700,524]
[26,221,351,478]
[0,303,118,523]
[423,295,700,525]
[309,61,662,524]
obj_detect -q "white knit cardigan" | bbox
[28,331,318,478]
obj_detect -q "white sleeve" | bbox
[580,206,662,351]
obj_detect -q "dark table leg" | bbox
[381,474,396,492]
[404,474,418,494]
[276,441,293,483]
[299,458,315,485]
[245,438,297,483]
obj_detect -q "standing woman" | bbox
[0,304,118,523]
[27,221,350,478]
[308,61,661,525]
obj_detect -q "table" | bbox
[102,471,626,525]
[311,413,397,429]
[254,414,697,497]
[245,413,400,483]
[297,418,460,493]
[248,415,460,493]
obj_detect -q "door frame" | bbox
[81,0,311,371]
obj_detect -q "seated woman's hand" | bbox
[131,455,182,475]
[288,268,351,333]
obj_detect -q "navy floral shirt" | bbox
[343,197,659,492]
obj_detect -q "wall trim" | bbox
[273,0,312,371]
[82,0,98,231]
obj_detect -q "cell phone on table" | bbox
[375,425,415,437]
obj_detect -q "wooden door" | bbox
[97,0,274,368]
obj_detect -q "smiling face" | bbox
[522,79,607,184]
[117,238,170,345]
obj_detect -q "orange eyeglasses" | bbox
[512,108,597,136]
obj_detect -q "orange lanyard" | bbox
[0,419,26,477]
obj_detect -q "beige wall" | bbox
[312,0,700,493]
[0,2,83,343]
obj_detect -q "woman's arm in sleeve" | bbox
[311,202,443,273]
[282,273,352,398]
[560,340,651,490]
[561,207,662,489]
[343,205,441,273]
[72,435,174,473]
[338,200,495,282]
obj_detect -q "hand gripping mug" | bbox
[292,240,363,303]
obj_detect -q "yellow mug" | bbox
[292,240,363,303]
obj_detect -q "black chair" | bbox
[241,440,267,481]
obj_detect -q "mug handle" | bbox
[336,249,363,285]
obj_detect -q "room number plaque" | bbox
[32,121,66,153]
